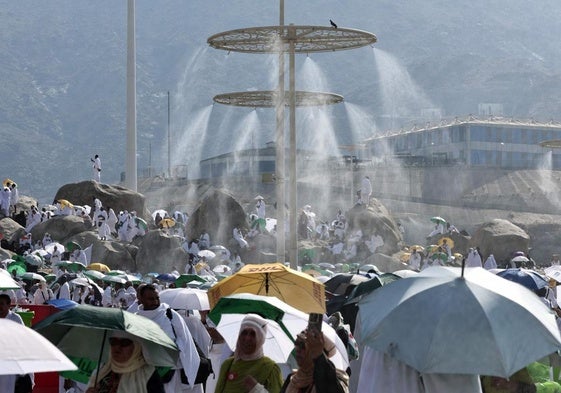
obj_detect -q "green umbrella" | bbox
[135,217,148,231]
[101,275,126,284]
[83,270,105,281]
[55,261,87,273]
[44,274,57,283]
[65,241,81,252]
[430,216,447,224]
[175,274,207,288]
[7,262,26,276]
[33,305,179,383]
[105,270,127,276]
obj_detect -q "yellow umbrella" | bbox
[410,245,425,252]
[2,178,15,187]
[208,262,326,314]
[58,199,74,209]
[160,218,176,228]
[453,253,463,261]
[437,237,455,249]
[400,252,411,263]
[88,263,111,273]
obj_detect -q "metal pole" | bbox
[288,24,298,269]
[125,0,137,191]
[275,0,286,265]
[167,91,171,178]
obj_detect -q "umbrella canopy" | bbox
[175,274,207,288]
[115,273,142,284]
[151,209,168,221]
[88,263,111,273]
[135,217,148,230]
[33,305,179,370]
[25,254,43,267]
[545,265,561,284]
[156,273,178,283]
[106,270,127,276]
[0,269,21,290]
[84,269,106,281]
[437,236,454,249]
[208,293,348,369]
[160,218,176,228]
[495,268,549,291]
[58,199,74,209]
[409,245,425,252]
[2,178,15,188]
[65,241,81,252]
[324,273,370,296]
[198,249,216,259]
[0,319,77,375]
[101,275,126,284]
[55,261,87,273]
[44,242,65,255]
[511,255,530,263]
[7,262,26,276]
[208,263,326,314]
[430,216,446,224]
[20,272,46,282]
[159,288,210,310]
[358,266,561,377]
[70,277,93,287]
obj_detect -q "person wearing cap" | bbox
[214,314,283,393]
[280,326,349,393]
[85,332,164,393]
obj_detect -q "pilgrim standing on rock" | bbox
[91,154,101,182]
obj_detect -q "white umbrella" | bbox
[198,250,216,259]
[265,218,277,232]
[0,269,20,289]
[545,265,561,283]
[151,209,168,221]
[83,269,105,281]
[70,277,93,287]
[358,266,561,377]
[209,293,349,370]
[44,242,65,255]
[212,264,232,274]
[159,288,210,310]
[25,254,43,266]
[0,318,77,375]
[19,272,46,282]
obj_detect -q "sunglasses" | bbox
[109,338,133,347]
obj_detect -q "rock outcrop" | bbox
[470,219,530,264]
[54,180,149,220]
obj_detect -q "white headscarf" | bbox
[234,313,267,361]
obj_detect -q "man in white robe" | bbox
[9,182,18,215]
[360,175,372,206]
[483,254,497,270]
[136,284,200,393]
[91,154,101,182]
[465,248,482,267]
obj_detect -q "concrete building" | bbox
[365,117,561,169]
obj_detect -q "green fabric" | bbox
[215,357,283,393]
[536,381,561,393]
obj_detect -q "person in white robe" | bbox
[365,233,384,254]
[483,254,497,270]
[0,186,11,216]
[465,248,482,267]
[107,207,118,234]
[428,222,445,237]
[91,154,101,182]
[360,175,372,206]
[183,312,213,393]
[9,182,18,215]
[255,197,266,219]
[409,249,422,270]
[136,284,200,393]
[58,280,72,300]
[233,227,249,249]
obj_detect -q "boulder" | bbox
[186,189,248,245]
[135,230,188,273]
[0,217,24,243]
[54,180,149,220]
[346,199,402,256]
[470,219,530,265]
[30,215,90,244]
[363,253,409,273]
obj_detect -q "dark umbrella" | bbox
[157,273,178,283]
[496,268,548,291]
[324,273,370,296]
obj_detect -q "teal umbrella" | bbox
[135,217,148,231]
[65,241,81,252]
[33,305,179,383]
[55,261,87,273]
[430,216,446,224]
[175,274,207,288]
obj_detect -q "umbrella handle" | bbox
[95,330,108,387]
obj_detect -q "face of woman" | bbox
[238,328,258,355]
[109,337,135,363]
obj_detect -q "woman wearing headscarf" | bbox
[214,314,283,393]
[85,332,164,393]
[281,326,349,393]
